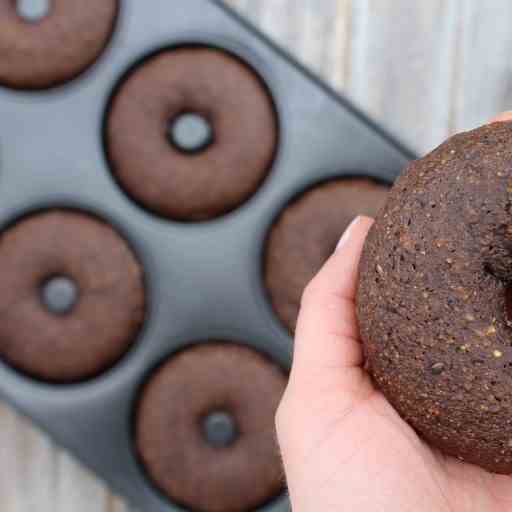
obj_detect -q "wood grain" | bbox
[3,1,512,510]
[450,0,512,133]
[0,403,130,512]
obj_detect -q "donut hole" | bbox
[168,112,214,155]
[39,275,79,316]
[201,410,239,448]
[16,0,51,22]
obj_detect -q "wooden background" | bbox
[3,1,512,510]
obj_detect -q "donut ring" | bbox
[105,47,278,221]
[0,0,119,90]
[265,178,389,333]
[358,121,512,473]
[0,210,145,382]
[135,343,286,512]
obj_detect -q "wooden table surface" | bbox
[2,1,512,510]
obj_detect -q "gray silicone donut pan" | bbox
[0,1,415,510]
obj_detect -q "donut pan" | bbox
[0,1,415,511]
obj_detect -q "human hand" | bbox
[276,121,512,510]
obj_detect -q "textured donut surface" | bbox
[0,210,145,382]
[106,47,278,221]
[358,121,512,473]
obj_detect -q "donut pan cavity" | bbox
[0,1,415,510]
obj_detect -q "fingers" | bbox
[289,216,374,391]
[276,215,375,475]
[489,111,512,124]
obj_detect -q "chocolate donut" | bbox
[105,47,278,221]
[265,178,389,333]
[0,210,145,382]
[358,121,512,474]
[135,343,286,512]
[0,0,118,90]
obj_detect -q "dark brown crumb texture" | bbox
[357,121,512,474]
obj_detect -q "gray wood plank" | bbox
[0,403,56,512]
[451,0,512,133]
[54,451,109,512]
[0,403,128,512]
[228,0,460,154]
[347,0,460,155]
[228,0,348,87]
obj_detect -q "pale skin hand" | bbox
[276,114,512,512]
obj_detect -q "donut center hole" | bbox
[16,0,51,22]
[40,276,79,315]
[201,411,239,448]
[167,112,214,154]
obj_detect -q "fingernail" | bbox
[489,111,512,124]
[336,216,361,251]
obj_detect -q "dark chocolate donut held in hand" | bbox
[357,121,512,474]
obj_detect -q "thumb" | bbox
[289,215,374,395]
